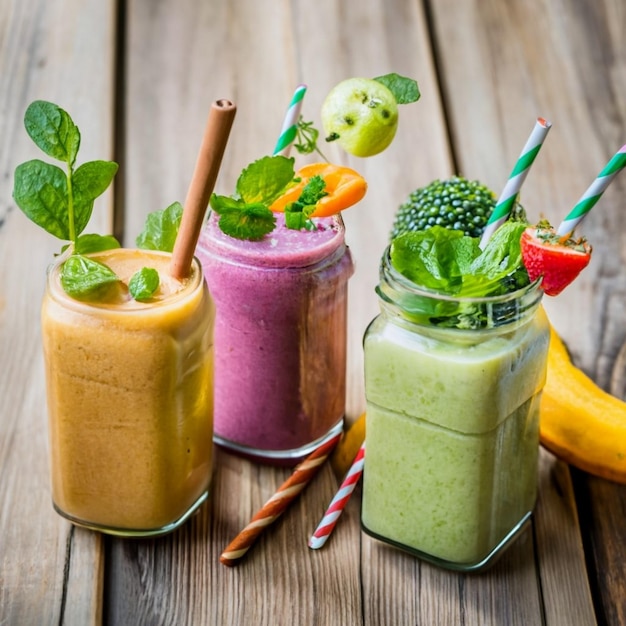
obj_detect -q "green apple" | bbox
[321,77,399,157]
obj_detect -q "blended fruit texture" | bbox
[196,213,353,462]
[361,307,549,565]
[42,249,214,533]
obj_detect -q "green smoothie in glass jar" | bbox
[361,223,550,571]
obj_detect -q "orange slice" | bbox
[270,163,367,218]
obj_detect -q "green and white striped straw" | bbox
[273,84,307,157]
[479,117,552,248]
[556,144,626,238]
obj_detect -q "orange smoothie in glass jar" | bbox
[41,248,214,536]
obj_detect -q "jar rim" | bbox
[46,248,205,314]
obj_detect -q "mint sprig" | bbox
[210,155,295,240]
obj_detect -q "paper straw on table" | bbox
[308,442,365,550]
[170,99,237,279]
[219,432,341,567]
[479,117,552,248]
[273,84,307,157]
[556,144,626,238]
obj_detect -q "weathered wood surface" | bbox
[0,0,114,623]
[0,0,624,624]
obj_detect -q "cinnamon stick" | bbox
[170,99,236,279]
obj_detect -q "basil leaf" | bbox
[129,267,159,301]
[24,100,80,165]
[374,73,420,105]
[13,159,69,239]
[136,201,183,252]
[237,155,295,205]
[72,160,118,235]
[74,233,121,254]
[60,254,120,300]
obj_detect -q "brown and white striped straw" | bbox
[220,433,341,566]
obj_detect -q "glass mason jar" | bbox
[196,212,354,466]
[41,249,215,537]
[361,246,550,571]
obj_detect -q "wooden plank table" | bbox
[1,0,624,623]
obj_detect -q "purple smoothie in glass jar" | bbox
[196,211,354,465]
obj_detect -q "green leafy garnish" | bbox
[60,254,120,300]
[136,201,183,252]
[284,175,327,231]
[210,155,295,240]
[13,100,122,299]
[61,233,121,255]
[128,267,160,301]
[373,73,420,105]
[390,221,528,298]
[14,101,118,243]
[212,201,277,240]
[294,117,330,162]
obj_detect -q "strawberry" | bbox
[520,224,592,296]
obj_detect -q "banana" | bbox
[540,325,626,484]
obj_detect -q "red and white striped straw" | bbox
[308,442,365,550]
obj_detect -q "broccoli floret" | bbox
[391,177,497,240]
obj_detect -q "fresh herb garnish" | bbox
[284,175,327,231]
[390,221,529,299]
[14,101,118,248]
[294,118,330,162]
[128,267,160,301]
[210,155,296,240]
[136,201,183,252]
[14,100,179,302]
[60,254,121,300]
[13,101,124,299]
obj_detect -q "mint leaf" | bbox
[237,156,295,205]
[136,201,183,252]
[24,100,80,165]
[13,159,69,239]
[462,221,529,297]
[390,228,475,291]
[390,223,529,300]
[60,254,120,300]
[74,233,121,254]
[374,73,420,105]
[129,267,159,301]
[211,199,276,240]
